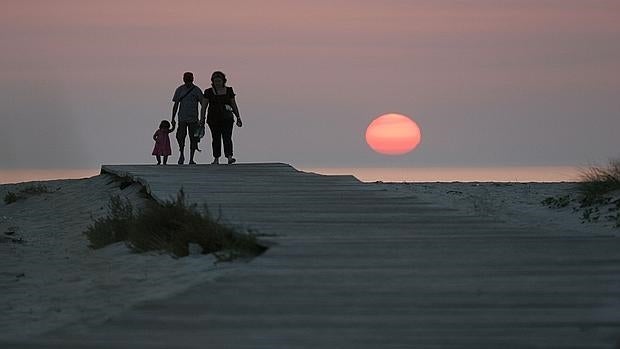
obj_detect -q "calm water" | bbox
[301,166,582,183]
[0,166,582,185]
[0,169,100,185]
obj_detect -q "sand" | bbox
[0,174,235,340]
[1,173,617,341]
[373,181,619,238]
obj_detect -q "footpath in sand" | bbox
[2,163,620,348]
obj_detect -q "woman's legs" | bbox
[209,121,235,164]
[222,122,234,158]
[163,155,168,165]
[155,155,161,165]
[209,124,222,162]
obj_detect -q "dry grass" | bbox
[84,190,266,258]
[3,184,52,205]
[84,195,134,249]
[4,191,18,204]
[579,159,620,206]
[20,184,52,194]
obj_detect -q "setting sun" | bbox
[365,113,422,155]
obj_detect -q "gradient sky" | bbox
[1,0,619,170]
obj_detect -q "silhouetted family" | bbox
[152,71,242,165]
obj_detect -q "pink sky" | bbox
[1,0,619,170]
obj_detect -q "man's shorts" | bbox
[176,121,200,150]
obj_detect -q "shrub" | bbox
[581,207,601,223]
[541,195,571,208]
[20,184,51,194]
[84,190,265,258]
[3,184,52,205]
[579,159,620,206]
[84,195,134,249]
[4,192,18,204]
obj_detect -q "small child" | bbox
[152,120,176,165]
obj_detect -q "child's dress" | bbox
[152,129,172,156]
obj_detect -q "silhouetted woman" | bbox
[203,71,242,164]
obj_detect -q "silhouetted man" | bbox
[171,72,206,165]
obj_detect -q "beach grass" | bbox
[20,184,52,194]
[578,159,620,206]
[540,194,571,208]
[84,195,134,248]
[3,184,52,204]
[4,191,18,204]
[84,190,266,258]
[540,159,620,227]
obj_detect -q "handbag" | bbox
[194,125,206,139]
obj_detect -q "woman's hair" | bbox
[211,71,227,87]
[159,120,171,129]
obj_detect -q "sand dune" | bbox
[374,181,618,237]
[0,175,232,340]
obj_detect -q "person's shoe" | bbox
[178,154,185,165]
[189,160,196,165]
[227,157,236,165]
[211,158,219,165]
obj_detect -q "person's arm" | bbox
[230,97,242,127]
[200,95,208,125]
[153,130,159,141]
[172,101,179,124]
[168,122,176,133]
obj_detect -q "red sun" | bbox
[365,113,422,155]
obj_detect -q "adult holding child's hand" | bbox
[171,71,206,165]
[204,71,243,165]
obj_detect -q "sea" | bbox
[0,166,582,185]
[300,166,581,183]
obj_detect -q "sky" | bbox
[1,0,619,170]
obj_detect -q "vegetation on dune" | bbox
[4,191,18,204]
[540,194,571,209]
[84,195,135,249]
[578,159,620,206]
[542,159,620,227]
[20,184,52,195]
[84,190,266,258]
[3,184,52,205]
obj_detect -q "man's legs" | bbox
[188,122,199,164]
[176,122,188,164]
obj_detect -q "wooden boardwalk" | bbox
[6,163,620,348]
